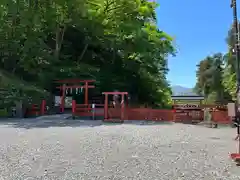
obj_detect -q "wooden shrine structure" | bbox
[54,79,95,113]
[171,95,205,105]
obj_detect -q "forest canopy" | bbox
[194,24,238,103]
[0,0,175,107]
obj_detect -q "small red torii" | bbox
[102,91,128,121]
[54,79,95,113]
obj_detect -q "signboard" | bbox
[55,96,72,108]
[228,103,236,117]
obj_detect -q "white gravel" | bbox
[0,120,240,180]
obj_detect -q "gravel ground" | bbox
[0,120,240,180]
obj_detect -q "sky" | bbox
[156,0,238,88]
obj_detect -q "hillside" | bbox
[171,85,198,96]
[0,70,48,104]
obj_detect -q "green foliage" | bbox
[195,53,231,103]
[194,23,240,103]
[0,0,175,107]
[222,61,236,100]
[222,24,239,99]
[0,70,49,106]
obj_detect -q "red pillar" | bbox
[72,100,76,119]
[31,104,35,113]
[121,94,124,120]
[104,94,108,120]
[85,81,88,105]
[41,100,46,115]
[60,85,65,113]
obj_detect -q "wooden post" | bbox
[84,81,88,105]
[121,94,124,120]
[41,100,46,115]
[104,94,108,120]
[72,100,76,119]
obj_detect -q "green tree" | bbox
[0,0,175,107]
[195,53,231,103]
[222,23,240,100]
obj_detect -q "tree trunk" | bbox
[54,25,66,60]
[78,43,88,62]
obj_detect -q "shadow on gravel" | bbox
[0,119,104,129]
[123,121,173,126]
[0,118,173,129]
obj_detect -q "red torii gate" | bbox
[55,79,95,113]
[102,91,128,121]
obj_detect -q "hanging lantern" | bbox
[65,88,68,95]
[70,88,73,94]
[81,87,83,93]
[76,88,78,94]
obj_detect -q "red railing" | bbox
[25,100,46,116]
[173,109,204,123]
[172,108,230,124]
[211,110,231,124]
[72,101,114,118]
[73,104,103,117]
[71,102,232,124]
[124,108,174,121]
[72,102,174,121]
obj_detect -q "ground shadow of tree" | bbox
[0,118,173,129]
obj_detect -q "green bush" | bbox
[0,108,8,117]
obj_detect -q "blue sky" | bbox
[156,0,237,88]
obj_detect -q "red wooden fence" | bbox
[72,103,174,122]
[72,102,114,119]
[125,108,174,121]
[71,102,232,124]
[25,100,46,117]
[174,110,204,123]
[211,110,231,124]
[72,103,104,117]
